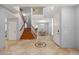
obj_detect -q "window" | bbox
[32,7,43,15]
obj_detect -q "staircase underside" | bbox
[20,28,35,40]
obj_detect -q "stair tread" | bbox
[20,28,35,40]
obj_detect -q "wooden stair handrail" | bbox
[20,24,25,31]
[19,8,27,31]
[31,26,37,34]
[31,26,37,38]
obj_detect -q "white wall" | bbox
[22,7,31,13]
[76,5,79,48]
[31,7,53,35]
[7,18,19,40]
[43,7,55,18]
[43,7,52,18]
[31,7,44,27]
[6,13,23,40]
[26,14,31,28]
[61,6,76,48]
[53,8,61,45]
[0,7,5,48]
[31,17,52,35]
[23,7,31,28]
[17,13,24,31]
[31,15,43,27]
[15,11,25,40]
[49,18,52,35]
[53,6,77,48]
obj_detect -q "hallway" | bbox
[1,4,79,55]
[20,28,36,40]
[0,36,79,55]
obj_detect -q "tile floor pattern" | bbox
[0,36,79,55]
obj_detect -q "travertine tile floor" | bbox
[0,36,79,55]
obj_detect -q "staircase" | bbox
[19,8,37,40]
[20,28,37,40]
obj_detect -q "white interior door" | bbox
[8,21,16,40]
